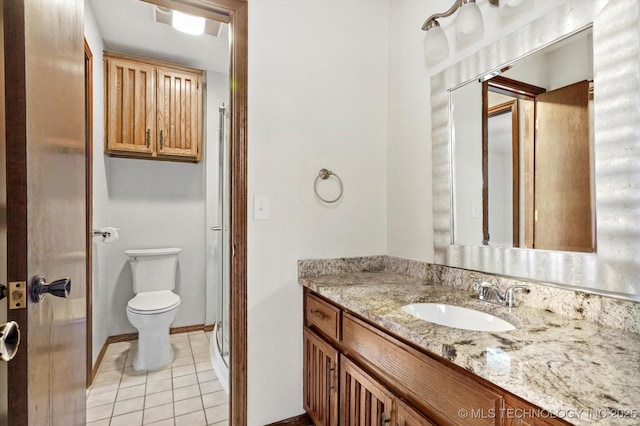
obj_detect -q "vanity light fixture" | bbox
[422,0,530,63]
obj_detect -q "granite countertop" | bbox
[299,271,640,426]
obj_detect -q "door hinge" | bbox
[535,209,538,222]
[9,281,26,310]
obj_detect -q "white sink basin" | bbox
[401,303,515,332]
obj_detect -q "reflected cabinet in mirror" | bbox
[432,0,640,298]
[451,28,596,253]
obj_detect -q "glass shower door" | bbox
[217,104,230,367]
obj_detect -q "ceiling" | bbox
[89,0,230,73]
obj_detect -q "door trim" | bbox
[140,1,248,423]
[4,1,29,424]
[84,37,94,388]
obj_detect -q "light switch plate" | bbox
[253,194,270,221]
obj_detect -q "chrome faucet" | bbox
[471,280,530,308]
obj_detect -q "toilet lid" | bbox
[127,291,181,314]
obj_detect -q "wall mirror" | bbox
[451,27,595,253]
[432,0,640,299]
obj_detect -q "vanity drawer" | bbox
[305,293,340,341]
[342,313,503,426]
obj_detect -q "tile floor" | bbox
[87,331,229,426]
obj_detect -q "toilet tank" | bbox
[125,248,182,293]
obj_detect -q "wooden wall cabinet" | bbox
[104,52,203,162]
[303,289,569,426]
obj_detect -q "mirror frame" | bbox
[432,0,640,300]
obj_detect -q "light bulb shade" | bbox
[456,1,484,42]
[424,24,449,63]
[499,0,531,16]
[172,10,206,35]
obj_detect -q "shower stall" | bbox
[210,103,231,393]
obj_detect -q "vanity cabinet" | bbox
[303,289,570,426]
[104,52,203,162]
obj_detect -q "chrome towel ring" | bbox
[314,168,343,203]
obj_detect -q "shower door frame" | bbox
[141,0,248,423]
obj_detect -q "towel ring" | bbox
[314,168,343,203]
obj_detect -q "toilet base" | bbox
[133,327,174,371]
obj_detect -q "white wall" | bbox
[104,158,206,335]
[247,0,389,422]
[85,0,109,366]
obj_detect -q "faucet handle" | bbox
[505,285,530,307]
[472,280,494,300]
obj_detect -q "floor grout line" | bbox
[87,331,228,426]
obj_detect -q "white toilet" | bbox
[125,247,182,371]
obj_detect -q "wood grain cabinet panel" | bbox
[397,399,437,426]
[305,293,340,342]
[156,67,201,160]
[340,355,395,426]
[105,56,155,156]
[303,328,339,426]
[104,52,203,162]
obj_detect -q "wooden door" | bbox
[340,355,395,426]
[156,67,201,160]
[397,399,436,426]
[105,55,156,156]
[303,328,338,426]
[4,0,87,424]
[534,80,594,252]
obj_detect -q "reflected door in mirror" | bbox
[535,80,595,252]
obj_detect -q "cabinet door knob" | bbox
[310,309,327,321]
[159,130,164,149]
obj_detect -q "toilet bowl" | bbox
[125,247,182,371]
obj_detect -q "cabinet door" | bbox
[105,57,155,155]
[397,400,436,426]
[340,355,395,426]
[304,328,339,426]
[156,67,201,160]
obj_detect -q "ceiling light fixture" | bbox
[421,0,530,63]
[172,10,206,36]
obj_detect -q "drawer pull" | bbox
[310,309,328,321]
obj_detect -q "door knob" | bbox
[30,276,71,302]
[0,321,20,361]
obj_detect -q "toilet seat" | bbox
[127,290,181,315]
